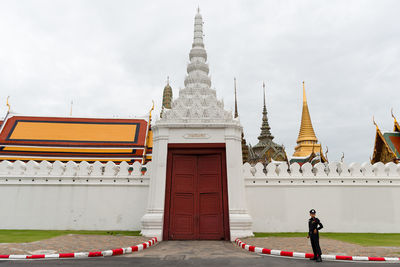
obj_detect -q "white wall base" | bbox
[229,210,254,240]
[140,209,164,240]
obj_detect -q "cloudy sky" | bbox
[0,0,399,163]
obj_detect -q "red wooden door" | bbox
[167,152,225,240]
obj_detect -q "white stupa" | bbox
[141,8,253,241]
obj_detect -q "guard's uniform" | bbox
[308,214,323,259]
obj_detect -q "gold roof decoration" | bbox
[392,108,400,132]
[6,96,11,112]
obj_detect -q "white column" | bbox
[225,125,253,240]
[140,125,169,240]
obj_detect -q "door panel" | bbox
[172,194,194,235]
[167,152,225,240]
[197,154,223,239]
[199,193,221,237]
[169,155,196,239]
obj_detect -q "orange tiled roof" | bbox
[0,115,152,163]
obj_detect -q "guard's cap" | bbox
[309,209,316,214]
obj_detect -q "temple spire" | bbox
[249,82,287,164]
[161,8,232,122]
[234,77,238,118]
[292,81,327,162]
[183,7,211,89]
[257,82,273,141]
[296,81,317,144]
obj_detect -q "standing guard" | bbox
[307,209,323,262]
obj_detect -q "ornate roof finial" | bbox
[6,96,10,112]
[142,101,155,165]
[70,100,73,116]
[234,77,238,118]
[167,76,169,85]
[197,5,200,13]
[373,115,378,129]
[392,108,400,132]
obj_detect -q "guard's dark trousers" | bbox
[310,234,322,259]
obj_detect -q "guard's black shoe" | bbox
[316,257,322,262]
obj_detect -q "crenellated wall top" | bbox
[1,160,400,186]
[0,160,151,179]
[243,161,400,183]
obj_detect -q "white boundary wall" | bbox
[0,160,399,233]
[0,160,150,230]
[245,161,400,233]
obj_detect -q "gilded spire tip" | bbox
[391,108,397,122]
[302,81,307,103]
[373,116,378,129]
[392,108,400,131]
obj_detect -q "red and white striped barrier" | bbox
[235,238,400,262]
[0,237,157,260]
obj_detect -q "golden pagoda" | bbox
[291,81,326,164]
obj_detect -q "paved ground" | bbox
[1,235,399,258]
[125,240,258,259]
[0,241,397,266]
[0,237,399,266]
[243,237,400,257]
